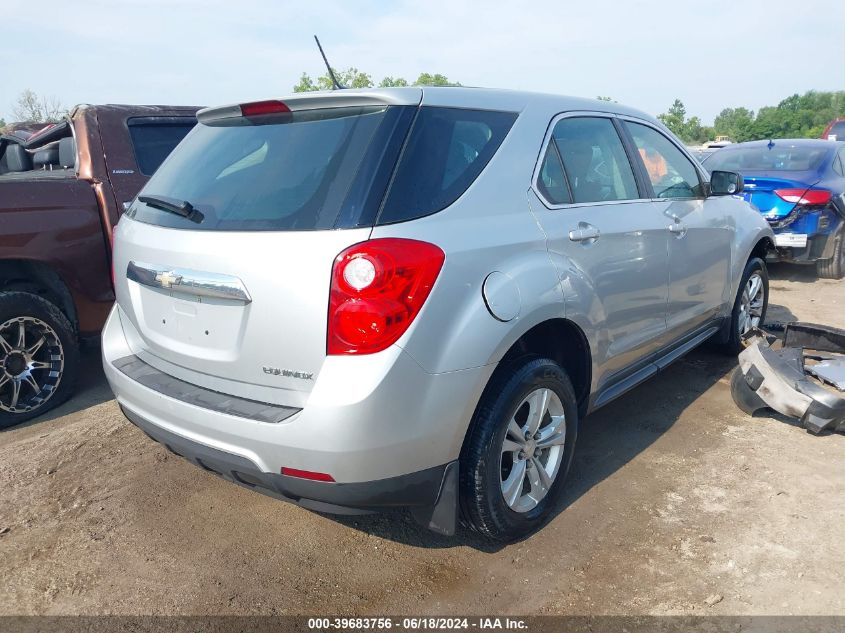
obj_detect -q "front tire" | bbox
[459,356,579,542]
[0,292,79,429]
[720,257,768,355]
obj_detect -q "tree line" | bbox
[658,90,845,145]
[4,82,843,149]
[293,68,458,92]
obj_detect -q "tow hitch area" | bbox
[731,322,845,434]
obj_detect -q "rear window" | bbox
[126,105,516,231]
[705,145,830,172]
[127,117,197,175]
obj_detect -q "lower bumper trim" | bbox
[120,405,456,529]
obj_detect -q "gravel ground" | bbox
[1,263,844,616]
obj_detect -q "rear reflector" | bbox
[775,188,832,206]
[240,100,291,117]
[281,467,335,482]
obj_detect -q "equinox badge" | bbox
[263,366,314,381]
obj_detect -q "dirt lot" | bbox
[2,264,845,616]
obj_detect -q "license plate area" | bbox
[775,233,808,248]
[131,283,247,359]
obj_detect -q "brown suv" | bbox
[0,104,199,426]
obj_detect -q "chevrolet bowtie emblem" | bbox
[155,271,182,289]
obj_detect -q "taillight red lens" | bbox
[281,467,335,482]
[328,238,445,355]
[775,188,832,205]
[240,100,290,117]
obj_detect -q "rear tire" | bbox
[817,227,845,279]
[0,292,79,429]
[720,257,768,355]
[459,355,578,542]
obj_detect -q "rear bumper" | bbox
[121,404,452,512]
[767,231,834,263]
[102,304,490,530]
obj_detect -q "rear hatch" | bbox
[112,93,421,405]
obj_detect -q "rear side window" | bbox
[377,107,517,224]
[626,122,704,199]
[536,143,571,204]
[835,150,845,177]
[127,118,197,175]
[548,116,639,204]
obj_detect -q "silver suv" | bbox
[103,88,774,541]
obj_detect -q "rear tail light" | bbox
[328,238,445,355]
[240,100,290,117]
[281,467,335,482]
[775,188,832,206]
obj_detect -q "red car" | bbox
[821,118,845,141]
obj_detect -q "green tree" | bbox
[0,118,6,132]
[413,73,458,86]
[294,70,458,92]
[658,99,687,138]
[656,99,713,144]
[713,107,755,142]
[293,67,374,92]
[378,76,408,87]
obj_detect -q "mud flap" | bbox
[410,460,458,536]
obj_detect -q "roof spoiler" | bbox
[196,89,422,125]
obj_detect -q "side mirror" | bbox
[710,170,744,196]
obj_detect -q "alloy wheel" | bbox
[499,387,566,513]
[0,317,64,414]
[738,272,765,337]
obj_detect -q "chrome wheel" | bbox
[0,317,64,414]
[738,272,765,336]
[500,387,566,513]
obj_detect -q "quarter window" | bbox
[547,117,639,204]
[536,142,571,204]
[626,122,704,199]
[835,150,845,177]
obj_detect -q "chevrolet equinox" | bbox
[103,88,774,541]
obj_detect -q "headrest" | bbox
[6,144,32,172]
[33,147,60,169]
[59,137,76,169]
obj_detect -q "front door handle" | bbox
[569,226,601,242]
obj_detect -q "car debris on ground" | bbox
[732,322,845,434]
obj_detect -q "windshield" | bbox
[705,145,830,173]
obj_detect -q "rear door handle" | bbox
[568,226,601,242]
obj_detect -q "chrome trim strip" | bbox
[126,261,252,303]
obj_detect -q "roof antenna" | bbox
[314,35,344,90]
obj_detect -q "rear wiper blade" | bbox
[138,194,202,222]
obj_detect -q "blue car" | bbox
[704,139,845,278]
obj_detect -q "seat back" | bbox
[5,144,32,172]
[59,136,76,168]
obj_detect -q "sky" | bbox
[1,0,842,125]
